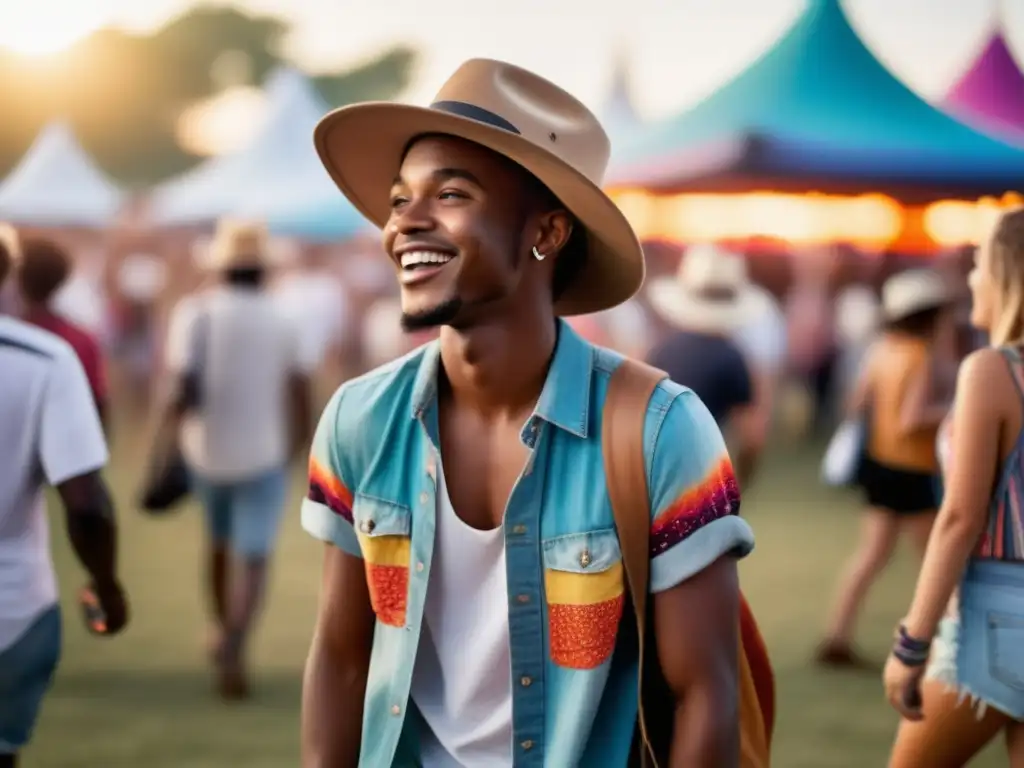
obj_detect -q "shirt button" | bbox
[520,675,532,687]
[516,594,530,604]
[360,519,376,534]
[419,491,429,505]
[390,704,401,716]
[512,524,527,535]
[415,562,425,573]
[521,740,534,751]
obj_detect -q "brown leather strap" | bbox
[602,359,668,767]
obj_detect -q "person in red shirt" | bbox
[17,239,109,431]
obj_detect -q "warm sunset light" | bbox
[0,1,106,57]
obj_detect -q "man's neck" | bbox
[438,309,558,420]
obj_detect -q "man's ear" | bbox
[534,210,573,260]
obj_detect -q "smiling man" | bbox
[299,59,756,767]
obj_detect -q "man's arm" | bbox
[648,390,755,768]
[42,349,126,633]
[299,386,374,766]
[302,547,375,768]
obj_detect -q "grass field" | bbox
[22,425,1005,767]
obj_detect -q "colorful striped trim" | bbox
[650,456,740,557]
[308,458,354,524]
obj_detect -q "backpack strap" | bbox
[602,358,668,767]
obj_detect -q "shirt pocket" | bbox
[353,495,412,628]
[543,528,625,670]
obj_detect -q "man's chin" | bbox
[400,296,463,332]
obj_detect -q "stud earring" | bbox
[532,246,546,261]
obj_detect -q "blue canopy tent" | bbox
[610,0,1024,200]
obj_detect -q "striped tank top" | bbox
[939,346,1024,561]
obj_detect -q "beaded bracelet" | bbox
[891,623,931,667]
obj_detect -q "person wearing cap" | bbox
[298,59,757,766]
[819,268,958,668]
[16,238,110,433]
[646,245,771,486]
[160,219,316,700]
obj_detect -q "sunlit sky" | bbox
[1,0,1023,120]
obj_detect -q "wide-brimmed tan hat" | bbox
[648,244,768,334]
[207,218,270,271]
[313,58,643,316]
[881,268,953,322]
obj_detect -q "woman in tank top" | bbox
[818,269,958,666]
[886,208,1024,767]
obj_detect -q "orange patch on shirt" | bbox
[366,563,408,627]
[548,594,624,669]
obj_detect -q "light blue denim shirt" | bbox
[303,320,755,767]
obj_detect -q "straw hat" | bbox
[207,219,270,271]
[881,269,952,322]
[648,244,767,334]
[313,58,643,316]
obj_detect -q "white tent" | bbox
[149,67,339,226]
[0,122,123,228]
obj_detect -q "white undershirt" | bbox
[410,462,513,767]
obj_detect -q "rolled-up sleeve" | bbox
[301,386,362,558]
[648,389,755,593]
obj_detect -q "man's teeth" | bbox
[400,251,454,270]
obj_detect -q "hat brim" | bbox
[314,102,644,316]
[648,277,765,334]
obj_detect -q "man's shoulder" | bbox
[0,316,77,363]
[591,344,698,441]
[326,343,435,426]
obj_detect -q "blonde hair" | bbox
[987,207,1024,346]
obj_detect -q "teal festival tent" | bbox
[610,0,1024,199]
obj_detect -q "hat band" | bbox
[430,100,521,135]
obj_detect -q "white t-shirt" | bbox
[410,462,514,767]
[164,286,315,482]
[0,317,108,652]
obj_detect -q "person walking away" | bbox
[299,59,760,767]
[646,245,766,487]
[819,269,957,667]
[16,238,110,433]
[885,208,1024,767]
[161,220,315,700]
[0,238,127,768]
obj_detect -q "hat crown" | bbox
[678,244,748,292]
[431,59,611,186]
[882,268,949,320]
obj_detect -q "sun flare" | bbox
[0,2,106,57]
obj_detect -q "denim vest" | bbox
[303,320,755,767]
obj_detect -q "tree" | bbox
[0,7,417,184]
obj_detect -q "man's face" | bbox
[383,135,538,330]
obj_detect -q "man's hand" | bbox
[80,581,129,636]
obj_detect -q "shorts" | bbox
[192,467,289,558]
[955,560,1024,720]
[0,605,62,753]
[858,456,938,514]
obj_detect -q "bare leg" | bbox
[889,679,1007,768]
[1007,720,1024,768]
[205,544,229,658]
[218,556,270,700]
[820,508,899,659]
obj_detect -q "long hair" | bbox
[987,208,1024,346]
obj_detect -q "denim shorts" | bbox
[0,605,61,753]
[191,466,290,558]
[956,560,1024,720]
